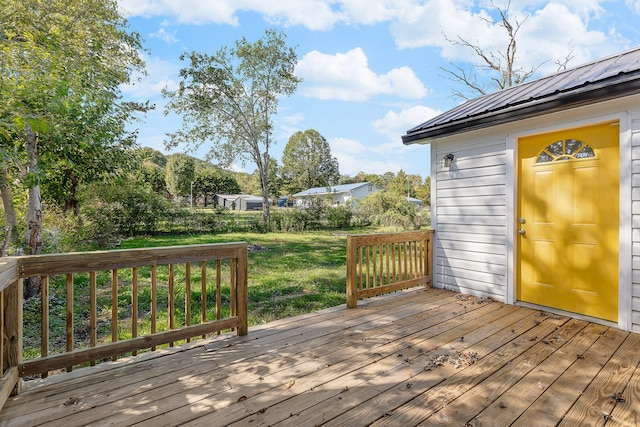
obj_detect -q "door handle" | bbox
[519,229,526,236]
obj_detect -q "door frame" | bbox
[506,112,632,330]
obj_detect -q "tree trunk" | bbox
[259,154,270,225]
[24,122,43,299]
[64,170,82,226]
[0,167,19,246]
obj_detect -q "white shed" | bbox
[403,47,640,332]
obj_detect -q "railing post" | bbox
[4,278,22,395]
[346,235,357,308]
[425,232,433,288]
[236,245,248,336]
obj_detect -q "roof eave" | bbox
[402,76,640,145]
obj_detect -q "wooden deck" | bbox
[1,287,639,426]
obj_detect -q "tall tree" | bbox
[254,157,283,199]
[281,129,340,194]
[387,170,422,199]
[164,28,300,224]
[0,0,147,260]
[415,176,431,206]
[193,166,240,206]
[165,154,195,200]
[440,0,572,99]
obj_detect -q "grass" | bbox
[119,231,350,325]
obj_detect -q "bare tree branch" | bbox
[440,0,571,99]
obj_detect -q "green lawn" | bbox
[119,231,349,325]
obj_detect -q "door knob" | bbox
[519,229,526,236]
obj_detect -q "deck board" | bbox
[1,287,639,426]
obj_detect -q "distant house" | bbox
[402,46,640,332]
[214,194,268,211]
[293,182,380,207]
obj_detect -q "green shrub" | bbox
[81,179,170,243]
[352,191,419,230]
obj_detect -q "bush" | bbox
[269,198,352,232]
[352,191,419,230]
[327,205,352,228]
[81,179,170,244]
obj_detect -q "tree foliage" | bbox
[281,129,340,194]
[0,0,148,257]
[353,191,419,230]
[193,166,240,206]
[164,28,301,223]
[165,154,195,199]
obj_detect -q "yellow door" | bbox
[517,121,619,321]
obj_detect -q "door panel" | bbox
[517,122,619,321]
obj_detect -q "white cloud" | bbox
[329,137,408,175]
[281,113,305,126]
[117,0,428,30]
[121,56,179,100]
[391,0,626,72]
[296,48,427,101]
[372,105,441,141]
[327,106,439,176]
[118,0,342,29]
[149,27,178,44]
[118,0,628,72]
[336,0,413,25]
[627,0,640,14]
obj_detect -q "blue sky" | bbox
[118,0,640,179]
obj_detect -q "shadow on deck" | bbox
[1,286,638,426]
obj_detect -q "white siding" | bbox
[350,184,377,202]
[630,112,640,333]
[433,139,508,301]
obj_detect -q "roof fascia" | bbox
[402,76,640,145]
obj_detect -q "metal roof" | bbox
[402,46,640,144]
[293,182,373,197]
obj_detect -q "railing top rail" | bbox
[347,230,434,246]
[15,242,248,278]
[0,258,19,292]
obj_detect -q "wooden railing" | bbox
[0,242,248,409]
[346,230,434,307]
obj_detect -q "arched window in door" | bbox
[535,139,596,164]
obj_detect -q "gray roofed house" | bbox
[402,46,640,333]
[293,182,380,206]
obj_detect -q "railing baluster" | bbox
[372,245,378,288]
[201,261,207,339]
[132,268,138,356]
[357,246,362,291]
[385,243,391,286]
[66,274,73,372]
[230,258,236,331]
[410,241,415,279]
[365,247,371,289]
[111,269,118,361]
[41,276,48,378]
[185,262,191,342]
[151,265,157,351]
[216,260,221,334]
[90,271,97,365]
[403,242,408,281]
[169,264,175,347]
